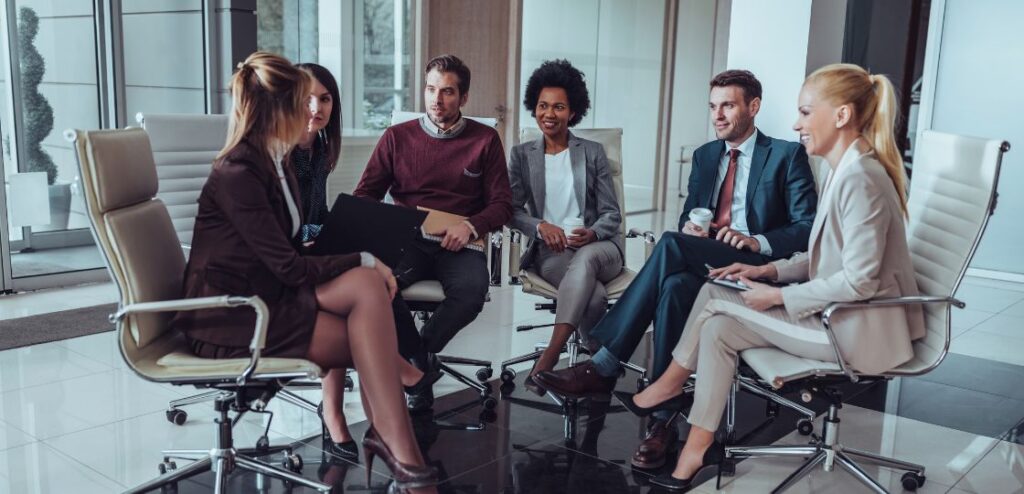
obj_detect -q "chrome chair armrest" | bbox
[111,295,270,385]
[507,228,525,285]
[489,230,503,287]
[819,295,965,382]
[626,228,656,260]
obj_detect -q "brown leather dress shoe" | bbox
[532,361,617,400]
[631,419,679,469]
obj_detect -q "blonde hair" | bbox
[805,63,907,215]
[218,51,312,162]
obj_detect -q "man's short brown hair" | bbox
[710,70,762,103]
[425,54,471,95]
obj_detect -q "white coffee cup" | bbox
[689,207,712,232]
[562,217,585,238]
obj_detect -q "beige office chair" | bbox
[67,127,332,493]
[388,111,505,414]
[721,131,1009,493]
[137,112,333,426]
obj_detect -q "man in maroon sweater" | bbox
[354,54,512,411]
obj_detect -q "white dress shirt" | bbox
[542,149,581,229]
[711,129,772,255]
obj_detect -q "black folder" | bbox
[310,194,427,267]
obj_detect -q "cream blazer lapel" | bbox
[804,144,869,279]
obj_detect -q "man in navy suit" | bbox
[534,70,817,469]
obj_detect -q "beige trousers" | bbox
[672,284,836,432]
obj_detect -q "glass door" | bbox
[0,0,108,291]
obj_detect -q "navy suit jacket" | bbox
[679,131,817,259]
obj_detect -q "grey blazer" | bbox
[508,132,624,270]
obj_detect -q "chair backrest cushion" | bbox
[520,127,626,249]
[902,130,1006,370]
[72,128,186,352]
[137,113,229,246]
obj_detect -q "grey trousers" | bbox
[536,240,623,340]
[672,284,836,432]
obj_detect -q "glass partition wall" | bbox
[0,0,108,291]
[520,0,668,213]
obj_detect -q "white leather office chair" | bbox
[388,111,504,414]
[138,112,337,425]
[721,131,1009,493]
[136,112,227,252]
[67,127,331,493]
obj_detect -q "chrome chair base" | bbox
[726,404,926,494]
[125,394,330,494]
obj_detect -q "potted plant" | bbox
[18,6,70,230]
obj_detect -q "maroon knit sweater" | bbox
[354,118,513,235]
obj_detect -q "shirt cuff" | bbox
[462,220,479,240]
[359,251,376,268]
[753,234,772,256]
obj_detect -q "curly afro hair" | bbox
[523,59,590,127]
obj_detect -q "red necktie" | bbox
[712,148,740,230]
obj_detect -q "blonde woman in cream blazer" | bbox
[621,64,925,491]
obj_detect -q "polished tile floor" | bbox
[1,210,1024,492]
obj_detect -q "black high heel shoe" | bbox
[649,441,724,491]
[613,390,693,417]
[404,369,442,396]
[317,402,359,461]
[363,424,439,488]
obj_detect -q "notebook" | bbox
[417,206,486,252]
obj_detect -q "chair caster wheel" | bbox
[158,460,178,475]
[901,472,925,491]
[482,396,498,410]
[636,378,648,392]
[166,409,187,426]
[797,418,814,436]
[476,367,493,382]
[499,368,516,383]
[282,453,303,473]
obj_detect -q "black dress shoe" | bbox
[407,385,435,413]
[316,402,359,461]
[613,390,693,417]
[649,442,724,491]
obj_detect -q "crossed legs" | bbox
[307,267,426,468]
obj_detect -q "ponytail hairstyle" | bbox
[219,51,313,164]
[805,63,907,215]
[296,63,342,172]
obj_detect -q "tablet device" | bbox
[707,276,751,291]
[310,194,428,267]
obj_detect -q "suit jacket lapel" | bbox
[698,141,724,208]
[528,139,547,216]
[746,132,770,207]
[568,133,586,214]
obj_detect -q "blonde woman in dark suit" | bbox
[172,52,437,490]
[617,63,924,490]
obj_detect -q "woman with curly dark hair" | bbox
[508,59,624,395]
